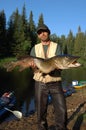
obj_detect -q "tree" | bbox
[7,6,31,57]
[66,30,74,55]
[60,35,66,54]
[50,34,59,42]
[1,5,86,63]
[9,8,21,56]
[37,13,45,43]
[73,26,85,56]
[16,4,31,56]
[37,13,44,26]
[0,10,6,57]
[6,17,14,56]
[28,11,37,48]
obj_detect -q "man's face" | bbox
[37,30,49,42]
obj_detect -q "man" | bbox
[30,24,68,130]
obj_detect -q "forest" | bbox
[0,4,86,66]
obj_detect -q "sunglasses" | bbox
[37,30,48,35]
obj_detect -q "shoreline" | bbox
[0,88,86,130]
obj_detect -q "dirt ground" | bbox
[0,87,86,130]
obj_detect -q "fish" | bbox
[4,55,81,74]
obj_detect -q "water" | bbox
[61,67,86,87]
[0,67,86,122]
[0,68,35,122]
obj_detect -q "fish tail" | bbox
[4,62,16,72]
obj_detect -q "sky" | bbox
[0,0,86,37]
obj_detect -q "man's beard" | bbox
[41,37,49,42]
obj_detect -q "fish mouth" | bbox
[68,59,81,67]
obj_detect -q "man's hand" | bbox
[28,60,36,69]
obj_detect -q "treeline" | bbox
[0,4,86,63]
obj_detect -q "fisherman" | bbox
[30,24,68,130]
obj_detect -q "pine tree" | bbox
[37,13,44,43]
[66,30,74,55]
[74,26,85,56]
[10,8,21,56]
[28,11,37,48]
[60,35,66,54]
[16,4,31,57]
[6,17,14,56]
[37,13,44,26]
[0,10,6,57]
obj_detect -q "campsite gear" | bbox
[0,91,16,117]
[4,107,22,119]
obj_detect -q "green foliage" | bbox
[37,13,44,26]
[0,4,86,66]
[0,10,7,57]
[28,11,37,47]
[78,56,86,67]
[66,30,74,55]
[36,14,44,43]
[13,40,31,57]
[73,31,86,57]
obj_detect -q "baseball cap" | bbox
[37,24,50,34]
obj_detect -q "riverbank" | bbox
[0,88,86,130]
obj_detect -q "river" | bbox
[0,66,86,121]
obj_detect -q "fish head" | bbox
[54,55,81,69]
[65,56,81,68]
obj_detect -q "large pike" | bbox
[4,55,81,73]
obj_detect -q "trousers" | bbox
[35,81,67,130]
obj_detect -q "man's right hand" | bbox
[28,60,36,69]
